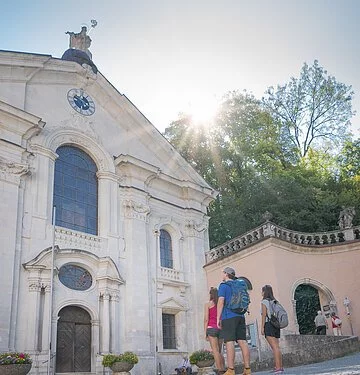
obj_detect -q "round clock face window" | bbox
[67,88,95,116]
[58,264,93,291]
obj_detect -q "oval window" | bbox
[58,264,92,291]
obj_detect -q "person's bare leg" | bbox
[266,337,282,369]
[225,341,235,369]
[237,339,250,368]
[208,336,225,371]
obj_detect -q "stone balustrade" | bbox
[160,266,183,281]
[55,226,105,253]
[205,221,360,264]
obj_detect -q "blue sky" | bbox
[2,0,360,134]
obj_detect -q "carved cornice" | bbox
[184,219,208,238]
[0,157,30,184]
[96,171,123,183]
[29,144,58,161]
[123,199,150,222]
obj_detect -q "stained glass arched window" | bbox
[160,229,173,269]
[54,146,98,235]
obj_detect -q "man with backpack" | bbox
[217,267,251,375]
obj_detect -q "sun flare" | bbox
[187,96,219,126]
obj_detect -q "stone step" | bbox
[234,335,360,374]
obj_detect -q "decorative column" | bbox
[101,291,111,353]
[41,283,51,351]
[26,277,42,351]
[183,217,209,351]
[0,158,31,351]
[28,145,57,237]
[110,293,120,353]
[91,319,100,371]
[96,172,120,238]
[122,199,151,353]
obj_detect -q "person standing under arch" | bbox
[314,311,328,335]
[331,312,343,336]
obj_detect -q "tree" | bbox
[263,60,354,158]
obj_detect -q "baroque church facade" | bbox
[0,31,216,375]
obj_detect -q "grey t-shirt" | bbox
[314,314,327,327]
[261,299,271,320]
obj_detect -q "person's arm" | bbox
[217,297,224,329]
[204,303,209,338]
[261,302,267,336]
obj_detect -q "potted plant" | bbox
[102,352,138,373]
[0,353,32,375]
[189,349,214,368]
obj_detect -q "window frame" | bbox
[162,313,176,350]
[160,229,173,269]
[53,145,98,235]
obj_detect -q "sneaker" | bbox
[274,369,284,374]
[243,368,251,375]
[223,369,235,375]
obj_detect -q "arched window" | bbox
[160,229,173,268]
[53,146,98,235]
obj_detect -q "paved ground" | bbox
[253,352,360,374]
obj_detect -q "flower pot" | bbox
[0,364,32,375]
[196,360,214,368]
[110,362,134,372]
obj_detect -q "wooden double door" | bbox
[56,306,91,373]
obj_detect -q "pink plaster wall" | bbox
[204,238,360,337]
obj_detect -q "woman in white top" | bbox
[261,285,284,374]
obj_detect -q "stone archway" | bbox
[291,278,337,334]
[56,305,91,373]
[294,284,321,334]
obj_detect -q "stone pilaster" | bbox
[122,199,152,354]
[101,291,111,353]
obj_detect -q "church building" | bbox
[0,27,216,375]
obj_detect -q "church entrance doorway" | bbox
[56,306,91,372]
[295,284,321,334]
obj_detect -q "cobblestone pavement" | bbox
[252,352,360,374]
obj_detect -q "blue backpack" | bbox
[223,279,250,314]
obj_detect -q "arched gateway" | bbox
[56,306,91,372]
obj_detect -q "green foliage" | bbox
[0,353,32,365]
[189,350,214,365]
[163,64,359,248]
[295,285,321,334]
[263,60,354,158]
[102,352,138,368]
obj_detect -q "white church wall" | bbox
[0,50,215,375]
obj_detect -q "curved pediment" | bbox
[23,247,124,285]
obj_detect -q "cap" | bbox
[223,267,237,277]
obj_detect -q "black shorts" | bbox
[206,327,221,338]
[220,315,246,342]
[264,321,280,338]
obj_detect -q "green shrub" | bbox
[189,349,214,365]
[0,353,32,365]
[102,352,138,367]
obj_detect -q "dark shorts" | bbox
[264,321,280,338]
[220,315,246,342]
[206,327,221,338]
